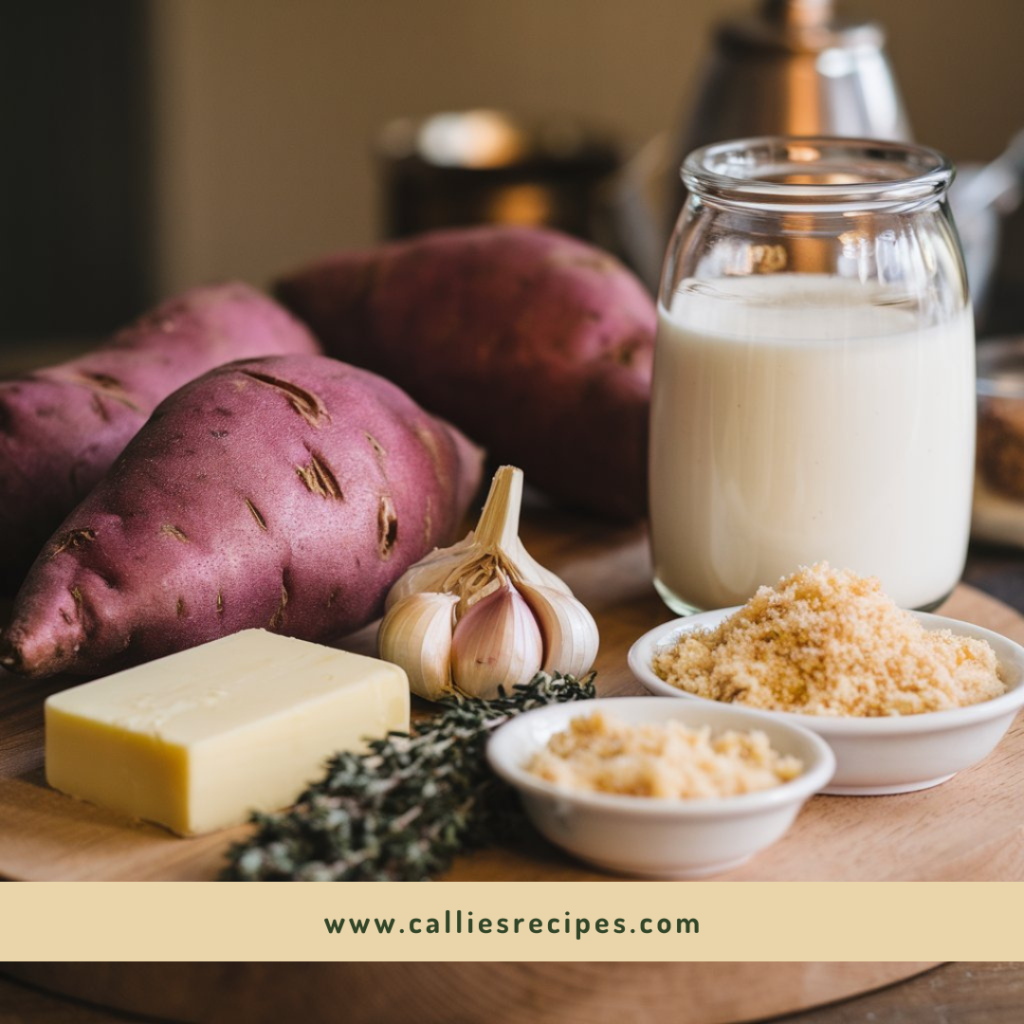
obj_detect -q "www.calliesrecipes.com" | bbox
[325,910,699,940]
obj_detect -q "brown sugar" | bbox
[526,711,802,799]
[653,563,1005,717]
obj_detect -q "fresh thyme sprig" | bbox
[223,671,596,881]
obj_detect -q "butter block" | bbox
[45,629,409,836]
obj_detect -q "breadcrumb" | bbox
[653,563,1005,717]
[526,711,802,799]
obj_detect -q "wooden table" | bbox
[2,962,1024,1023]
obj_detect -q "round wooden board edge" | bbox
[1,962,944,1024]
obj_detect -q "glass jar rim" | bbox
[682,136,954,211]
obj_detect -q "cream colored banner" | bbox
[1,882,1023,961]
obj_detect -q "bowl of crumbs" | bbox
[628,563,1024,795]
[486,696,834,878]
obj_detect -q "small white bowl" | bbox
[629,609,1024,796]
[486,696,834,879]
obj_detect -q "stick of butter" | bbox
[45,629,410,836]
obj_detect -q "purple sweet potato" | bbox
[274,226,655,522]
[0,283,320,590]
[0,355,483,678]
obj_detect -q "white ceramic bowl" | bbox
[486,696,834,879]
[628,609,1024,796]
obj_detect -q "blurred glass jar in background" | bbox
[376,110,619,243]
[650,137,974,614]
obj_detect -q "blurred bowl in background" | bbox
[975,336,1024,546]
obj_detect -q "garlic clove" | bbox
[451,580,543,699]
[378,591,459,701]
[384,535,475,611]
[518,582,599,678]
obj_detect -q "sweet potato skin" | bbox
[0,355,483,678]
[0,283,320,590]
[274,226,655,522]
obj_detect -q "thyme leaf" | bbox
[223,671,596,881]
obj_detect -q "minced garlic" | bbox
[525,711,802,799]
[653,562,1005,717]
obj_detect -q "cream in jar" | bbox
[650,273,975,612]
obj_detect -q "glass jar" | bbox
[650,137,974,614]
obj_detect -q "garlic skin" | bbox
[383,537,474,612]
[377,466,599,700]
[378,591,458,701]
[451,580,544,696]
[519,583,600,679]
[507,537,572,595]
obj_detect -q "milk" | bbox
[650,274,975,611]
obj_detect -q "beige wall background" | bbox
[149,0,1024,296]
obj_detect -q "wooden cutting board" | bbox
[2,508,1023,882]
[0,962,943,1024]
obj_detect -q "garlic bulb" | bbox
[378,466,599,700]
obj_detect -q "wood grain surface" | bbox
[0,962,943,1024]
[1,508,1023,882]
[7,962,1024,1024]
